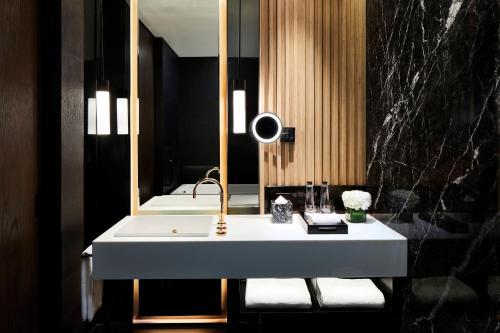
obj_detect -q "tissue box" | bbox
[271,200,293,224]
[300,213,348,234]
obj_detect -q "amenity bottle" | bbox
[305,181,315,213]
[320,181,331,213]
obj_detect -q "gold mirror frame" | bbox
[129,0,228,324]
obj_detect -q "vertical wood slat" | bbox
[284,0,293,185]
[290,0,296,184]
[358,0,366,184]
[322,0,331,183]
[330,0,339,184]
[268,0,277,186]
[314,0,323,185]
[339,0,347,184]
[258,0,269,212]
[259,0,366,193]
[297,0,306,184]
[347,0,356,184]
[276,0,285,185]
[305,0,315,183]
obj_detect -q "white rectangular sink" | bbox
[139,195,220,215]
[114,215,216,237]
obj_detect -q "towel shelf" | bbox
[239,278,394,314]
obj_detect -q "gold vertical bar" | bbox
[130,0,139,215]
[219,0,228,214]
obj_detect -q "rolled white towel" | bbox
[305,213,342,225]
[81,245,103,322]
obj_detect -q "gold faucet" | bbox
[205,166,220,178]
[193,177,226,236]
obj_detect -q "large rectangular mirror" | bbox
[132,0,259,216]
[134,0,224,216]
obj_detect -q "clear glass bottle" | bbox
[320,181,331,213]
[305,181,316,213]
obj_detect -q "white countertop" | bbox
[92,214,407,279]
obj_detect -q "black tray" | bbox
[299,212,348,234]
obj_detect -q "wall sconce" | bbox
[116,97,129,135]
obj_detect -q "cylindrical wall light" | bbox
[96,80,111,135]
[116,97,129,135]
[233,80,246,134]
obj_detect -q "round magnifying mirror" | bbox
[250,112,283,143]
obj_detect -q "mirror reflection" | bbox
[137,0,221,215]
[137,0,260,215]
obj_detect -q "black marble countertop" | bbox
[373,213,499,278]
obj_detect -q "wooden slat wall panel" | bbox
[259,0,366,197]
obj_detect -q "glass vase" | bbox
[346,208,366,223]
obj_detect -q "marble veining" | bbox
[367,0,499,331]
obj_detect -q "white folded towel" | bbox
[305,213,342,225]
[245,278,312,309]
[81,245,103,322]
[313,278,385,309]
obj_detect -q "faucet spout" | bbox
[205,166,220,179]
[193,177,226,235]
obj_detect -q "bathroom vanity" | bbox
[92,214,407,279]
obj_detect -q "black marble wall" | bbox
[367,0,498,216]
[366,0,499,331]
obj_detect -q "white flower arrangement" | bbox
[342,190,372,211]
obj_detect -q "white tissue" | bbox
[306,213,342,225]
[275,195,288,204]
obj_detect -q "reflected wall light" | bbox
[232,0,246,134]
[93,0,110,135]
[117,97,129,135]
[233,80,246,133]
[87,98,97,135]
[96,80,111,135]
